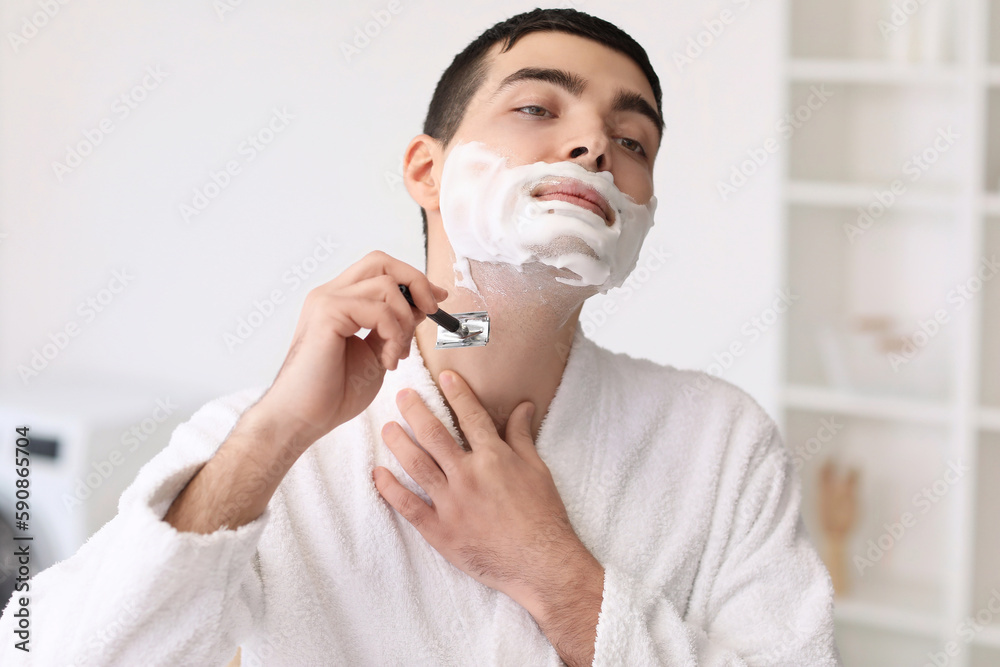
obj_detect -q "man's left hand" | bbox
[372,369,593,615]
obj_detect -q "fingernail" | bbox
[440,371,454,389]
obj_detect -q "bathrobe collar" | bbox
[380,322,597,461]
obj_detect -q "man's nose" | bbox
[564,127,611,172]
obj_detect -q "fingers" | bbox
[380,421,449,494]
[394,388,466,474]
[309,251,449,370]
[372,465,438,534]
[438,371,540,462]
[318,269,439,370]
[338,275,421,364]
[504,401,539,464]
[323,296,406,370]
[438,371,499,449]
[332,250,447,314]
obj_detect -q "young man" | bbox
[0,8,841,666]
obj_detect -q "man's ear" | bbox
[403,134,443,213]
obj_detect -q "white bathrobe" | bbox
[0,328,842,666]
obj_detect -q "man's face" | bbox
[435,31,660,208]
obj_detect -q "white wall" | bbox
[0,0,785,421]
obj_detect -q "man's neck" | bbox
[416,260,588,443]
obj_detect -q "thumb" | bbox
[505,401,537,461]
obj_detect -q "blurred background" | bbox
[0,1,996,665]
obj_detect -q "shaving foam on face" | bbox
[438,140,657,295]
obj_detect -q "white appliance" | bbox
[0,377,196,612]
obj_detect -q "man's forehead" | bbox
[479,32,658,114]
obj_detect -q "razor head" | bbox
[435,312,490,349]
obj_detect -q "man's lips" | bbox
[531,179,614,225]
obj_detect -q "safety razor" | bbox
[398,284,489,349]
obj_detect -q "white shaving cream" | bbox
[438,140,656,295]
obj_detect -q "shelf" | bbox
[789,59,965,85]
[785,384,954,424]
[985,194,1000,216]
[975,624,1000,649]
[973,645,1000,667]
[787,180,959,211]
[972,438,1000,653]
[991,0,1000,66]
[982,224,1000,408]
[785,206,959,402]
[835,623,949,665]
[835,597,946,639]
[787,83,967,188]
[789,0,959,65]
[989,89,1000,193]
[786,414,952,638]
[981,408,1000,433]
[785,0,995,662]
[832,572,946,641]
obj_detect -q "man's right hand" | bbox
[253,250,447,453]
[165,250,444,534]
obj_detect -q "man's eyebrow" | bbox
[489,67,586,100]
[610,88,664,142]
[488,67,664,143]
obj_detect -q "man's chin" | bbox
[465,258,601,300]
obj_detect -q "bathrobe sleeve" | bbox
[590,421,841,666]
[0,391,269,667]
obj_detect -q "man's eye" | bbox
[516,105,550,117]
[618,137,646,156]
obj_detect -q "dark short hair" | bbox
[417,7,664,257]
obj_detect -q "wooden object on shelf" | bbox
[818,459,860,597]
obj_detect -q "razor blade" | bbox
[398,284,490,349]
[433,311,490,349]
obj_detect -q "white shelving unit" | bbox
[780,1,1000,665]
